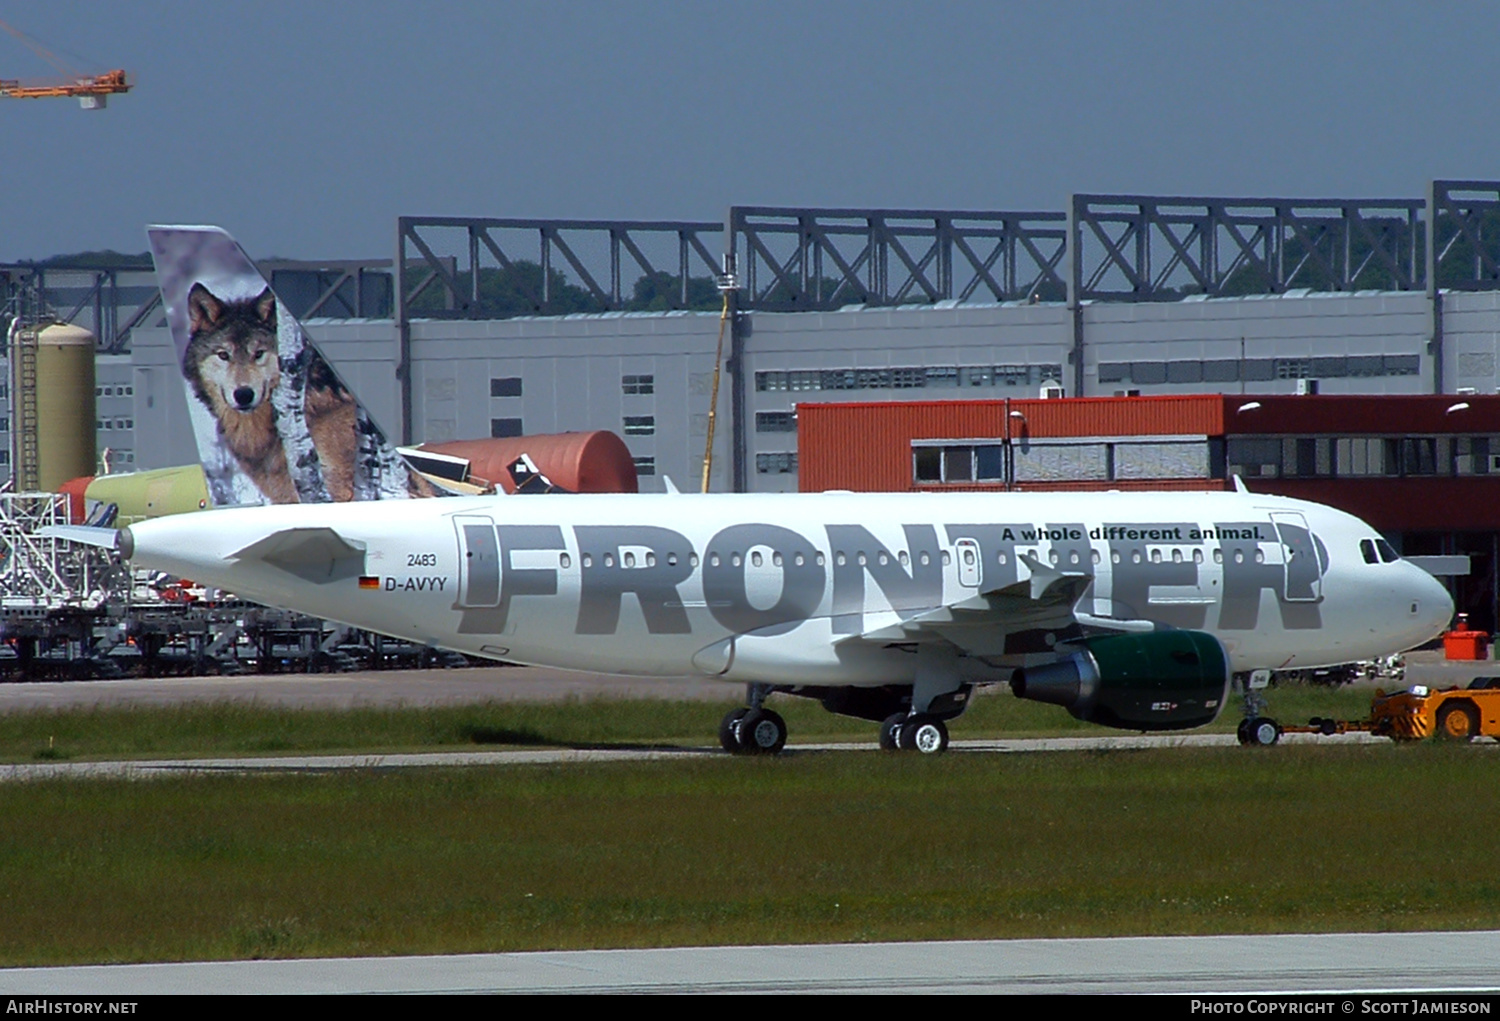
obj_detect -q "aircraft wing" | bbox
[849,553,1108,660]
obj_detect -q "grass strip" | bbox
[0,743,1496,966]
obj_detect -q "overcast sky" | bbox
[2,0,1496,262]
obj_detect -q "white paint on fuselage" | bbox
[125,490,1453,686]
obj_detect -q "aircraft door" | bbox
[954,537,981,588]
[453,515,499,607]
[1271,511,1321,602]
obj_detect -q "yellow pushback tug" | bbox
[1295,679,1500,742]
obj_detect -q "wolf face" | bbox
[182,283,296,502]
[184,284,279,413]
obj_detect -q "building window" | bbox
[622,374,654,395]
[913,444,1006,484]
[491,418,523,438]
[623,415,655,435]
[490,377,522,397]
[756,452,798,474]
[754,364,1064,394]
[755,411,796,433]
[632,456,656,476]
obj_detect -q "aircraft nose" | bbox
[1404,564,1455,644]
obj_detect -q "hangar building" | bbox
[4,182,1500,500]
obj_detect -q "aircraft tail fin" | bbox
[146,226,438,508]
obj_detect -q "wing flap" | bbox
[848,553,1097,660]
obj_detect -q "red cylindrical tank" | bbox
[420,431,638,494]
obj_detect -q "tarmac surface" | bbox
[0,665,742,711]
[0,648,1488,714]
[3,931,1498,994]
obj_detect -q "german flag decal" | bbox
[358,576,380,590]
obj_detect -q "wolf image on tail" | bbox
[151,225,430,507]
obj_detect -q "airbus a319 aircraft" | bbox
[49,227,1455,754]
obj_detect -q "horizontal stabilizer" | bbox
[229,527,366,584]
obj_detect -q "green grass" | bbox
[0,684,1383,763]
[1,744,1496,966]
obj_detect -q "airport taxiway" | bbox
[3,930,1498,994]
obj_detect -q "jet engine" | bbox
[1009,631,1231,731]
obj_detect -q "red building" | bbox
[798,394,1500,631]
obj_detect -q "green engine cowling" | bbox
[1009,631,1231,731]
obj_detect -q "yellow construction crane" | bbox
[0,17,130,109]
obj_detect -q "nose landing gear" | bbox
[1236,670,1281,746]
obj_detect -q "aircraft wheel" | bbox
[1236,718,1253,746]
[719,708,749,754]
[1435,702,1480,742]
[1247,717,1281,747]
[901,715,949,755]
[736,708,787,755]
[879,712,908,751]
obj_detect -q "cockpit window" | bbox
[1360,539,1379,565]
[1375,538,1399,563]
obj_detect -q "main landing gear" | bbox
[719,684,787,755]
[879,712,950,754]
[1236,670,1282,747]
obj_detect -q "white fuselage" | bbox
[125,489,1453,686]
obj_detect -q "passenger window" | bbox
[751,551,763,567]
[560,553,572,568]
[942,551,951,566]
